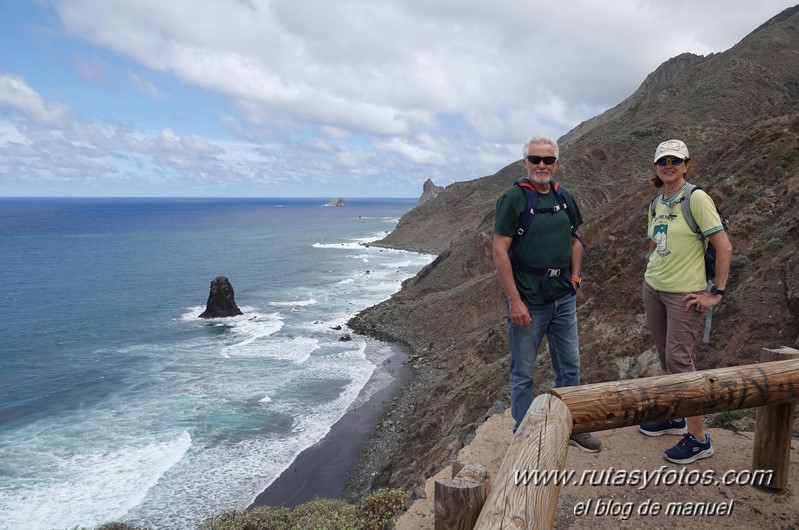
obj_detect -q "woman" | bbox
[638,139,732,464]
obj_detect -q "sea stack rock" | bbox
[418,178,443,205]
[199,276,243,318]
[325,198,346,206]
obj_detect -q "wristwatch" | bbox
[570,276,582,288]
[710,285,726,296]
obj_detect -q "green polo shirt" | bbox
[494,182,583,305]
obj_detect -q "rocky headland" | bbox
[346,4,799,502]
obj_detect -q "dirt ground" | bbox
[393,409,798,529]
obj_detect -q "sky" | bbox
[1,1,796,198]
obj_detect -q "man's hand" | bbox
[493,233,533,327]
[508,297,532,327]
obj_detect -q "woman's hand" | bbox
[683,292,723,313]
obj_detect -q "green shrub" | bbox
[199,506,294,530]
[293,498,357,530]
[354,488,410,530]
[196,490,408,530]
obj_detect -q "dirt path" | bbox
[394,409,798,529]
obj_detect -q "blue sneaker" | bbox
[638,418,687,437]
[664,433,714,464]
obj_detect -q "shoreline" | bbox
[248,341,412,509]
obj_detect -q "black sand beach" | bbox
[249,344,411,508]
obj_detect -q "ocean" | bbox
[0,197,433,530]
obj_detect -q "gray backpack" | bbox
[649,183,730,281]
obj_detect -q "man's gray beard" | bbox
[531,175,551,184]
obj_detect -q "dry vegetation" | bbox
[348,5,799,498]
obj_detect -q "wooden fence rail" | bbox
[453,347,799,530]
[550,358,799,435]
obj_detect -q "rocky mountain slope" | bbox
[348,5,799,494]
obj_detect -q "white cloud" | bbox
[0,122,27,145]
[2,0,796,196]
[0,74,72,127]
[129,73,165,99]
[53,0,788,143]
[374,137,446,165]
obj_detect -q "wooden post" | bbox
[434,463,490,530]
[451,459,465,478]
[550,360,799,434]
[752,347,799,490]
[469,359,799,526]
[473,394,571,530]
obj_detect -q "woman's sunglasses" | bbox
[655,157,687,166]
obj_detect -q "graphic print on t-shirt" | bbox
[653,223,669,255]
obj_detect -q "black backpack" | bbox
[513,179,579,240]
[509,179,582,302]
[649,183,730,281]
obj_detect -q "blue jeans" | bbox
[507,293,580,431]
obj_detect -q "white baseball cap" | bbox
[654,139,690,162]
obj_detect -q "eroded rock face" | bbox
[418,179,443,205]
[199,276,243,318]
[347,6,799,494]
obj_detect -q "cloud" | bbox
[0,74,72,127]
[374,137,446,165]
[129,73,166,100]
[0,122,27,146]
[3,0,796,196]
[53,0,773,143]
[0,76,230,192]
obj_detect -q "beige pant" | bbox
[642,281,704,374]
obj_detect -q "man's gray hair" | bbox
[523,136,559,159]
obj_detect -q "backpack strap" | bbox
[513,179,575,237]
[514,179,537,239]
[680,183,704,240]
[680,183,717,342]
[649,194,660,222]
[509,264,572,303]
[650,184,703,241]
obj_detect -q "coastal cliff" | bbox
[348,5,799,496]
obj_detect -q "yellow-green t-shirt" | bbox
[645,184,724,293]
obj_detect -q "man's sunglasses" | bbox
[655,157,686,166]
[526,155,557,165]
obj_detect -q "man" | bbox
[492,135,601,452]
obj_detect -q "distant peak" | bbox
[636,52,708,99]
[748,4,799,37]
[419,179,443,205]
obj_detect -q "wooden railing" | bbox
[433,347,799,530]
